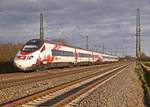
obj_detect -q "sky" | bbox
[0,0,150,56]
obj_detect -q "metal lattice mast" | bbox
[102,43,104,54]
[138,8,141,58]
[86,35,89,50]
[40,13,44,43]
[136,8,141,59]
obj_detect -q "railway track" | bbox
[0,62,124,89]
[0,62,120,82]
[1,63,129,107]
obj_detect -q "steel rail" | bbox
[52,64,129,107]
[0,62,124,89]
[1,63,129,107]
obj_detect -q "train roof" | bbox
[44,39,90,51]
[28,39,118,58]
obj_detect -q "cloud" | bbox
[0,0,150,55]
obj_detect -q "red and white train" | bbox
[14,39,119,71]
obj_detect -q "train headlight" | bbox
[27,56,34,60]
[17,56,26,60]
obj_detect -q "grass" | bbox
[0,61,19,73]
[143,62,150,67]
[141,62,150,87]
[144,72,150,87]
[139,62,150,105]
[143,72,150,105]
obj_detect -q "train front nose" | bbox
[14,57,32,70]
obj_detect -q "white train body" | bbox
[14,39,119,71]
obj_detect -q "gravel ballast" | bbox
[0,64,120,105]
[0,62,144,107]
[67,62,145,107]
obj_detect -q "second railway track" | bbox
[0,62,124,89]
[0,62,120,82]
[1,62,130,107]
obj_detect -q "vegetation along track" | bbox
[2,63,129,107]
[0,62,125,89]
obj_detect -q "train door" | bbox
[74,48,78,64]
[92,52,94,63]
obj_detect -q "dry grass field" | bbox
[0,44,22,73]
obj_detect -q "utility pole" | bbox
[40,13,44,44]
[86,35,89,50]
[136,8,141,60]
[115,51,117,56]
[111,49,113,55]
[102,43,104,53]
[95,45,101,52]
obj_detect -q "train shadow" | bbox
[0,61,20,74]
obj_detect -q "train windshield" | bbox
[22,39,41,52]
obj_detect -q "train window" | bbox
[52,50,73,57]
[22,45,39,52]
[103,56,118,59]
[22,39,41,52]
[26,39,40,46]
[79,53,90,57]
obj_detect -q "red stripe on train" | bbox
[20,51,32,55]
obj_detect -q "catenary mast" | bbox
[40,13,44,44]
[136,8,141,60]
